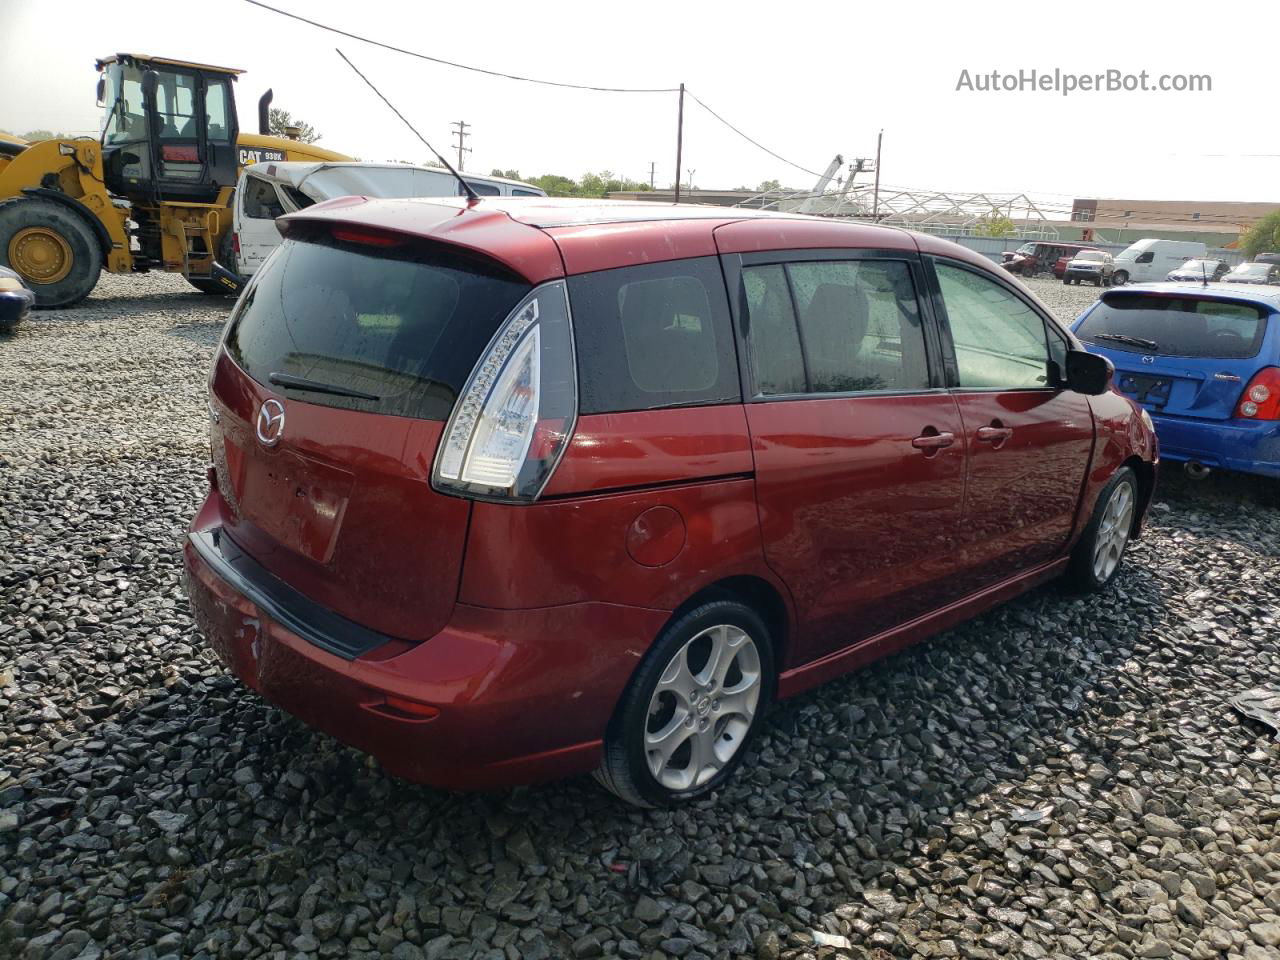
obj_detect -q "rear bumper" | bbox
[183,494,670,790]
[1150,411,1280,478]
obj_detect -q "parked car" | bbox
[1063,250,1114,286]
[1255,253,1280,266]
[1111,239,1208,286]
[0,266,33,330]
[1167,259,1230,283]
[1222,261,1280,286]
[1001,241,1093,277]
[232,162,546,276]
[1073,283,1280,478]
[184,197,1156,806]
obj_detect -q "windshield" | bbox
[1015,243,1035,255]
[100,63,147,145]
[1231,264,1270,278]
[224,235,530,420]
[1077,293,1268,359]
[1075,251,1106,262]
[1176,260,1214,271]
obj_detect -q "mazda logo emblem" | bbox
[256,398,286,447]
[1141,356,1155,364]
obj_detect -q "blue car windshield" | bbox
[1077,294,1268,359]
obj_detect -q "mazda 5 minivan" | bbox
[185,197,1157,807]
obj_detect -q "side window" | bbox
[742,265,806,395]
[280,185,316,210]
[205,81,230,142]
[568,257,738,413]
[155,72,198,140]
[464,180,502,196]
[512,188,541,197]
[936,263,1052,389]
[243,176,286,220]
[779,260,929,394]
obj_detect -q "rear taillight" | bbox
[1236,367,1280,420]
[231,232,240,255]
[432,281,576,502]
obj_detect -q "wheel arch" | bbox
[1124,454,1156,538]
[18,188,112,263]
[665,574,793,688]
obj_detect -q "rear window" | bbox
[568,257,739,413]
[224,235,529,421]
[1077,293,1269,359]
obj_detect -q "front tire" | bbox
[1112,270,1129,286]
[1064,467,1138,592]
[0,198,103,308]
[595,600,775,807]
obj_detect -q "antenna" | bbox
[1201,258,1208,287]
[335,48,480,205]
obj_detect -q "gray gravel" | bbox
[3,273,1280,960]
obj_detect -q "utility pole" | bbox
[451,120,471,172]
[674,83,685,204]
[649,161,656,190]
[686,169,696,194]
[872,129,883,221]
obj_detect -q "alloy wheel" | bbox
[1092,481,1134,582]
[643,624,762,792]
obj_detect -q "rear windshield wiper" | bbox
[1091,333,1160,351]
[268,372,381,401]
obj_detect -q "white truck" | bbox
[1111,238,1208,286]
[231,162,546,276]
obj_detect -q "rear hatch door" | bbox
[1074,290,1272,420]
[210,221,538,641]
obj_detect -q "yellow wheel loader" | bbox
[0,54,349,307]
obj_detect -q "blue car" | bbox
[1072,283,1280,479]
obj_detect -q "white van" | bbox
[231,162,546,276]
[1111,238,1208,286]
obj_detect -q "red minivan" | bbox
[184,197,1157,807]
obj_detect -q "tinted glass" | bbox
[784,260,929,393]
[569,257,738,413]
[742,265,805,395]
[242,177,285,219]
[155,72,197,140]
[465,181,502,196]
[205,81,230,142]
[1076,294,1268,359]
[937,263,1052,389]
[512,188,542,197]
[224,236,529,420]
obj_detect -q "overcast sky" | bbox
[2,0,1277,213]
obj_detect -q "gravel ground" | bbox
[3,273,1280,960]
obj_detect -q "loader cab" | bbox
[97,54,241,203]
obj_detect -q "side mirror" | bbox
[1065,349,1113,395]
[96,76,106,106]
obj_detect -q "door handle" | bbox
[911,431,955,451]
[976,425,1013,447]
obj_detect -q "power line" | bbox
[244,0,679,93]
[683,89,824,179]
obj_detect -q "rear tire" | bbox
[0,198,103,308]
[1064,467,1138,593]
[595,600,775,807]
